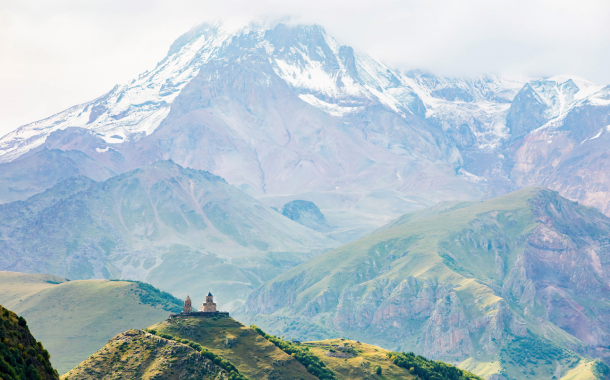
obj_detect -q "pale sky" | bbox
[1,0,609,137]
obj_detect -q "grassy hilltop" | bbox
[61,329,229,380]
[148,315,317,380]
[145,314,482,380]
[0,271,182,374]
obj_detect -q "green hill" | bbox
[65,313,484,380]
[0,161,338,311]
[61,329,230,380]
[0,271,183,374]
[249,328,483,380]
[242,187,610,379]
[0,304,59,380]
[148,315,317,380]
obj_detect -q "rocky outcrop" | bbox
[281,200,331,233]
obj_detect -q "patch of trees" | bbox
[500,335,576,368]
[145,329,247,380]
[0,305,59,380]
[592,359,610,379]
[388,351,483,380]
[250,325,337,380]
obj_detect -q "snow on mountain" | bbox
[0,21,523,163]
[3,19,610,228]
[0,22,234,163]
[263,23,426,120]
[403,72,528,149]
[514,76,606,134]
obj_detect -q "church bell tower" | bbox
[184,295,192,313]
[202,292,217,312]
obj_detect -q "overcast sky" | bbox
[1,0,609,137]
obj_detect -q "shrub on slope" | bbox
[251,325,338,380]
[0,305,59,380]
[111,279,183,313]
[389,351,482,380]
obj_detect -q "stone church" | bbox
[202,292,217,312]
[171,292,228,318]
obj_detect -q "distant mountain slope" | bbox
[61,329,229,380]
[0,161,338,310]
[281,200,331,233]
[242,187,610,379]
[0,148,115,204]
[0,271,184,374]
[0,304,59,380]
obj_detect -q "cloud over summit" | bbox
[1,0,609,135]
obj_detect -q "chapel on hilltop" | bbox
[184,295,192,313]
[170,292,228,318]
[202,292,217,312]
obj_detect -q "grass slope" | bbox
[251,330,483,380]
[61,329,227,380]
[0,271,181,374]
[303,339,410,380]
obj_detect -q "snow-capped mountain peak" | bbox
[0,20,534,163]
[0,21,238,162]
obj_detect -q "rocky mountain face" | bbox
[0,161,337,311]
[241,188,610,379]
[506,77,610,214]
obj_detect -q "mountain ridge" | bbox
[240,187,610,379]
[2,21,609,241]
[0,161,338,311]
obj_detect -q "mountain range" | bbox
[2,21,608,240]
[0,161,337,311]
